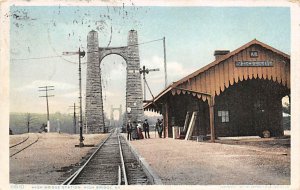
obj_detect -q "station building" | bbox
[144,39,290,141]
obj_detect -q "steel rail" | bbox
[10,136,29,148]
[10,136,39,158]
[118,134,128,185]
[118,165,121,185]
[61,131,113,185]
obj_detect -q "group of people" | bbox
[126,119,151,141]
[126,118,164,140]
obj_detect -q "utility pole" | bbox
[38,86,55,132]
[139,65,159,102]
[25,113,35,133]
[85,114,88,134]
[163,37,167,88]
[78,48,85,147]
[69,103,79,134]
[63,48,85,147]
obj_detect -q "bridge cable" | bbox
[10,38,164,66]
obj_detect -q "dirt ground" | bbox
[9,132,108,184]
[9,131,290,185]
[129,132,290,185]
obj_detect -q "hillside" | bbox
[9,112,74,134]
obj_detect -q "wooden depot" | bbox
[144,39,290,142]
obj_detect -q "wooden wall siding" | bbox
[281,59,286,85]
[205,71,209,94]
[177,45,290,98]
[266,53,273,80]
[228,56,235,85]
[275,55,280,82]
[224,59,229,89]
[238,50,244,81]
[215,64,220,95]
[192,78,196,90]
[202,72,210,101]
[210,68,215,96]
[261,47,267,79]
[220,62,225,93]
[196,75,201,92]
[248,46,254,79]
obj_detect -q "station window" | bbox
[218,110,229,123]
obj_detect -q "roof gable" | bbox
[173,39,290,87]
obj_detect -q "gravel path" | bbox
[9,132,108,184]
[128,132,290,185]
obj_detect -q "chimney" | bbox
[214,50,230,60]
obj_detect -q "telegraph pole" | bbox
[139,65,159,102]
[38,86,55,132]
[63,48,85,147]
[69,103,79,134]
[78,48,85,147]
[163,37,167,88]
[25,113,35,133]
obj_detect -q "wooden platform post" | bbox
[209,96,215,142]
[164,102,169,138]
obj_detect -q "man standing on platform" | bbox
[143,119,150,139]
[127,120,133,141]
[160,119,164,138]
[156,119,163,138]
[155,119,160,138]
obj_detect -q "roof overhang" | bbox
[143,86,212,112]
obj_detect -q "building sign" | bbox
[250,51,258,58]
[235,61,273,67]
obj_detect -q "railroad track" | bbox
[10,135,30,148]
[62,129,151,185]
[10,134,39,158]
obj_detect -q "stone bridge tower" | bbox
[110,104,122,121]
[85,30,144,133]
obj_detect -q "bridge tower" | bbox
[110,104,122,123]
[85,30,144,133]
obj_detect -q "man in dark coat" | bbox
[155,119,160,138]
[155,119,161,138]
[156,119,163,138]
[143,119,150,138]
[126,120,133,141]
[159,119,164,138]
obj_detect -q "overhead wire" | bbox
[86,38,163,54]
[10,38,164,61]
[11,55,65,61]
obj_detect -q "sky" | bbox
[8,4,291,119]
